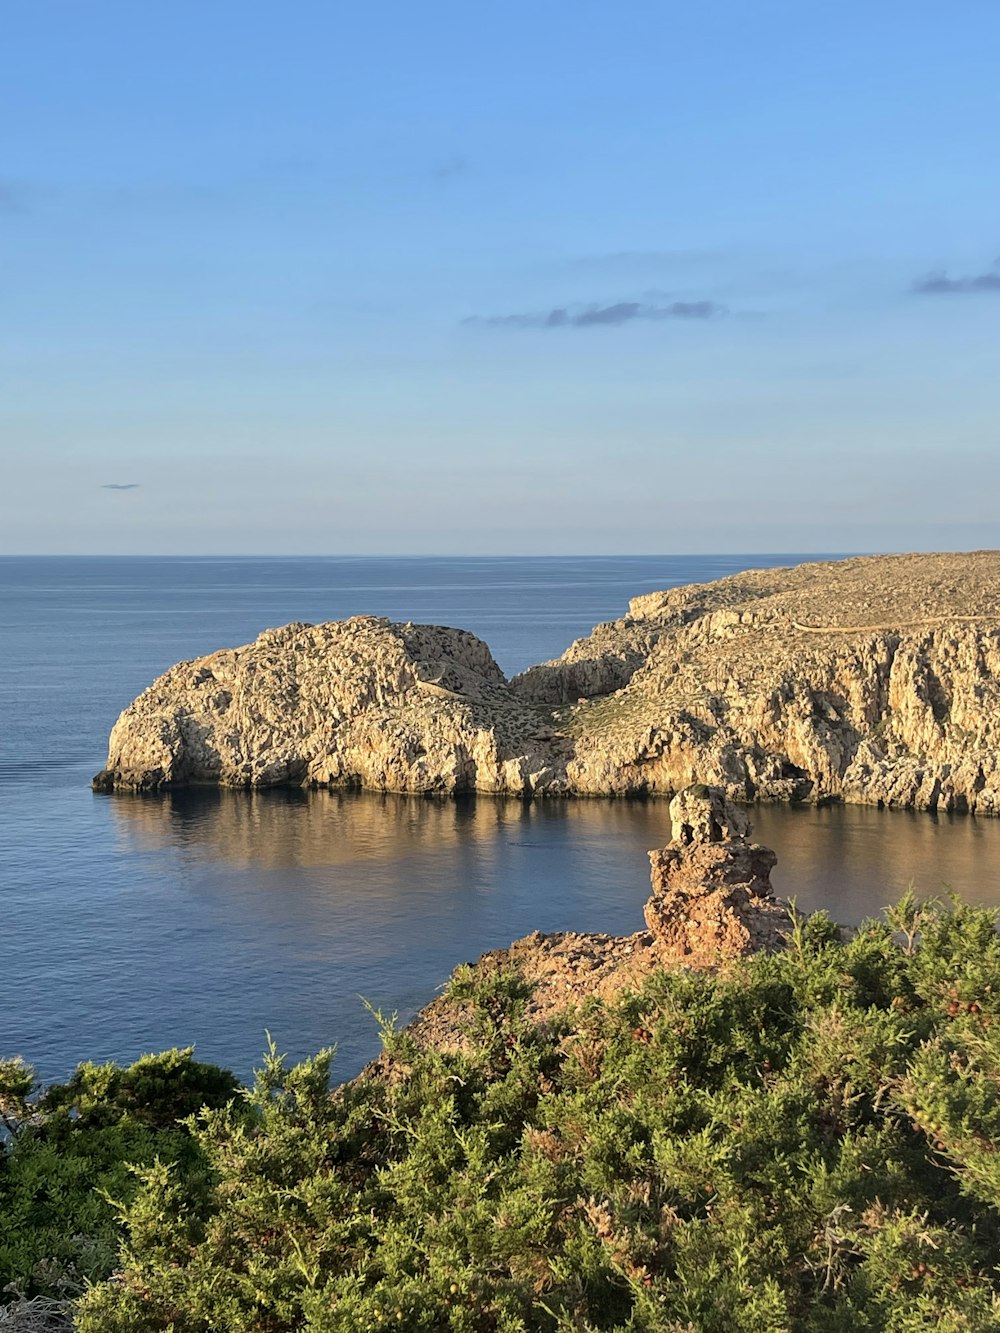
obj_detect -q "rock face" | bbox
[645,787,788,969]
[93,617,563,795]
[95,552,1000,814]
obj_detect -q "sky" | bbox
[4,0,1000,555]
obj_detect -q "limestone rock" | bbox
[93,617,561,796]
[95,552,1000,814]
[515,551,1000,815]
[644,786,787,968]
[668,783,750,845]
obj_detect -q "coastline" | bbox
[9,788,1000,1329]
[94,551,1000,818]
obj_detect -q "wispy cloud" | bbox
[464,299,726,329]
[912,261,1000,295]
[552,249,725,274]
[429,155,469,183]
[102,483,141,490]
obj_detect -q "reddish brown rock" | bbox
[644,786,788,968]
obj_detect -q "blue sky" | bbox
[5,0,1000,553]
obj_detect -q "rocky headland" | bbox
[384,784,796,1059]
[94,551,1000,815]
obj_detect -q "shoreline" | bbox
[92,552,1000,818]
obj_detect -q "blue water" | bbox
[5,554,1000,1086]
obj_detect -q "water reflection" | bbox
[22,790,1000,1084]
[754,802,1000,922]
[108,787,1000,927]
[109,787,677,872]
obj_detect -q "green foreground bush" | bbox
[6,897,1000,1331]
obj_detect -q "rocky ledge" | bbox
[396,786,795,1058]
[94,551,1000,814]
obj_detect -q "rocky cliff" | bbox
[94,552,1000,815]
[93,617,563,795]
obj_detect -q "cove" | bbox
[9,786,1000,1085]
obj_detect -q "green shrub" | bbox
[9,899,1000,1330]
[0,1048,237,1301]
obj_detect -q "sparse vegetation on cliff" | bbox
[6,896,1000,1331]
[93,553,1000,814]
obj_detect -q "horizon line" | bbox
[0,548,876,560]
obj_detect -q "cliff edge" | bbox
[94,551,1000,814]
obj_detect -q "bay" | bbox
[4,554,999,1084]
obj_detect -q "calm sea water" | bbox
[5,555,1000,1085]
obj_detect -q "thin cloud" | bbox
[465,299,726,329]
[430,155,469,183]
[102,483,141,490]
[912,261,1000,295]
[556,248,725,272]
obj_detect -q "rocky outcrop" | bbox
[400,787,792,1055]
[644,786,788,968]
[95,552,1000,814]
[92,617,564,796]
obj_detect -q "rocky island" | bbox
[94,551,1000,814]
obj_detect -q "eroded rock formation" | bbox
[92,617,563,795]
[645,786,788,968]
[95,552,1000,814]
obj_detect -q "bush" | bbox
[0,1049,237,1301]
[9,900,1000,1330]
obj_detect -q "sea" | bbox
[5,554,1000,1086]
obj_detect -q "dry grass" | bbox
[0,1296,74,1333]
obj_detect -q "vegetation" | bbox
[6,897,1000,1330]
[0,1049,238,1330]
